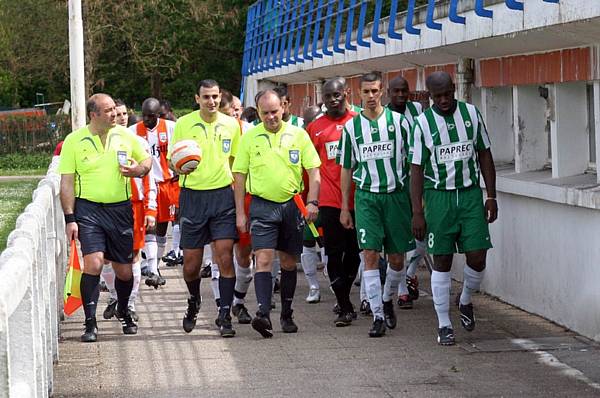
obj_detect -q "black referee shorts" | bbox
[249,196,304,256]
[75,198,134,264]
[179,186,238,249]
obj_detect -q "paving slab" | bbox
[53,264,600,397]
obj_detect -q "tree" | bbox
[0,0,69,107]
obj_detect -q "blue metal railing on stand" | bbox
[240,0,560,101]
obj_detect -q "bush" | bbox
[0,152,52,172]
[173,108,195,118]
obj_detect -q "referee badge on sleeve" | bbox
[289,149,300,164]
[222,139,231,153]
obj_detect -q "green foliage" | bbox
[172,108,195,118]
[0,152,52,172]
[0,0,429,109]
[0,179,40,251]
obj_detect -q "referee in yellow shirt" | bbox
[59,93,152,342]
[233,89,321,338]
[167,79,241,337]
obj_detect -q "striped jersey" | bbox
[337,107,411,193]
[388,101,423,177]
[387,101,423,125]
[289,114,304,127]
[130,136,157,216]
[130,118,176,183]
[409,101,491,190]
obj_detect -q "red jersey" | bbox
[306,110,357,209]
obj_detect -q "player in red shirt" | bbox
[306,78,361,326]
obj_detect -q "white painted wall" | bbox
[513,85,548,173]
[482,193,600,342]
[482,87,514,165]
[551,82,589,178]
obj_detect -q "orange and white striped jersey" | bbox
[131,173,157,218]
[131,118,176,183]
[130,135,158,218]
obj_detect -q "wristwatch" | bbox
[307,200,319,207]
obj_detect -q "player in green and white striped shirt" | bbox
[273,86,304,127]
[387,76,422,125]
[409,71,498,346]
[337,71,415,338]
[387,76,426,310]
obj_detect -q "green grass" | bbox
[0,168,46,176]
[0,179,40,251]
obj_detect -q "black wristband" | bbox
[307,200,319,207]
[64,213,76,224]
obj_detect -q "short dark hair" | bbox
[360,71,382,85]
[240,106,259,123]
[114,99,126,107]
[272,85,289,100]
[220,89,234,108]
[255,89,281,106]
[197,79,219,93]
[159,100,172,111]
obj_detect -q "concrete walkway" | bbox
[53,265,600,397]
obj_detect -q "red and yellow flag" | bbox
[63,240,82,316]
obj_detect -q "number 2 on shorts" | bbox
[428,232,435,249]
[359,228,366,244]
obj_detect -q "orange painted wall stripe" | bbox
[479,47,591,87]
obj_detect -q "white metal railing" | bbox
[0,157,67,398]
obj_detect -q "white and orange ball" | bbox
[171,139,202,173]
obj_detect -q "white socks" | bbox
[203,244,213,265]
[233,261,253,306]
[157,235,167,262]
[407,239,426,277]
[211,263,221,302]
[382,265,403,302]
[431,270,452,328]
[144,235,158,274]
[460,265,484,305]
[363,269,383,320]
[358,258,366,302]
[171,224,181,255]
[102,263,117,300]
[301,246,320,290]
[271,253,281,289]
[129,260,141,309]
[397,267,409,296]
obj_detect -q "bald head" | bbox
[426,71,454,93]
[142,98,161,114]
[232,96,243,119]
[389,76,408,90]
[86,93,116,131]
[303,105,322,127]
[426,71,456,114]
[86,93,113,117]
[323,78,345,93]
[322,77,347,118]
[141,97,161,129]
[256,90,284,133]
[388,76,410,112]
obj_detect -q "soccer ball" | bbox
[171,139,202,173]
